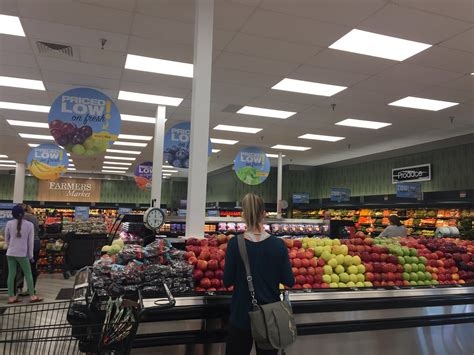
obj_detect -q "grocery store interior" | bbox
[0,0,473,354]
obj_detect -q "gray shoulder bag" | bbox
[237,234,297,350]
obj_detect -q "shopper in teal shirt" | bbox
[5,205,43,303]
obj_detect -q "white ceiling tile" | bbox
[18,0,134,34]
[438,74,474,92]
[22,18,129,51]
[121,70,192,90]
[359,3,472,44]
[408,45,474,74]
[224,33,322,63]
[120,80,190,99]
[260,0,388,26]
[77,0,137,12]
[210,82,267,104]
[131,14,194,45]
[127,36,194,63]
[0,36,32,54]
[214,52,299,76]
[440,28,474,53]
[240,9,350,46]
[43,71,120,91]
[37,56,123,80]
[254,88,331,106]
[212,67,282,88]
[289,65,371,87]
[393,0,474,24]
[306,48,396,75]
[0,87,49,105]
[0,54,39,71]
[0,0,19,16]
[416,85,473,105]
[135,0,195,23]
[79,47,126,68]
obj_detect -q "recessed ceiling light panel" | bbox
[210,138,238,145]
[19,133,53,140]
[0,76,45,90]
[103,161,132,166]
[125,54,193,78]
[272,78,347,97]
[113,141,148,147]
[335,118,391,129]
[329,29,431,61]
[211,149,221,153]
[213,124,262,134]
[118,134,153,141]
[271,144,311,151]
[106,149,141,155]
[266,153,286,158]
[118,90,183,107]
[389,96,459,111]
[298,134,345,142]
[0,14,25,36]
[0,101,50,112]
[121,114,157,124]
[7,120,49,128]
[237,106,296,119]
[104,156,136,161]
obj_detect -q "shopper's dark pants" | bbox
[225,325,278,355]
[32,240,41,286]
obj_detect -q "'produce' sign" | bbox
[48,87,121,156]
[392,164,431,184]
[234,147,270,185]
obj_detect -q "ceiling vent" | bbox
[36,41,74,58]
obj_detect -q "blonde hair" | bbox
[242,193,265,231]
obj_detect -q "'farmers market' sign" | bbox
[37,178,101,202]
[392,164,431,184]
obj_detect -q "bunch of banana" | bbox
[29,160,66,180]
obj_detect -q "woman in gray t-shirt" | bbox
[379,215,407,237]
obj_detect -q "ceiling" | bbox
[0,0,472,177]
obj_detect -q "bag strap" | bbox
[237,234,258,306]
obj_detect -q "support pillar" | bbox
[185,0,214,238]
[151,106,166,207]
[13,163,25,204]
[277,152,283,219]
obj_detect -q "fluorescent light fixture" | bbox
[68,159,74,163]
[266,154,286,158]
[389,96,459,111]
[163,165,174,169]
[118,90,183,107]
[162,173,172,176]
[118,134,153,141]
[210,138,238,145]
[19,133,53,140]
[0,160,15,163]
[121,114,157,124]
[0,164,17,168]
[329,29,431,61]
[0,76,45,91]
[104,156,136,161]
[212,149,221,153]
[102,170,126,174]
[213,124,262,134]
[237,106,296,119]
[335,118,391,130]
[0,101,50,113]
[0,14,25,36]
[106,149,141,155]
[125,54,193,78]
[67,153,70,156]
[69,164,75,168]
[162,169,178,173]
[67,167,76,171]
[113,141,148,147]
[271,145,311,151]
[7,120,49,128]
[28,143,39,148]
[272,78,347,97]
[101,166,128,170]
[298,134,345,142]
[0,155,8,158]
[103,161,132,166]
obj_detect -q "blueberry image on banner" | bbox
[163,122,211,169]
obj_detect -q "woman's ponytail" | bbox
[16,214,23,238]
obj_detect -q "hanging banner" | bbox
[392,164,431,183]
[330,188,351,202]
[134,161,153,191]
[234,146,270,185]
[48,87,121,156]
[163,122,211,169]
[396,182,422,199]
[27,143,68,181]
[74,206,90,221]
[37,178,101,202]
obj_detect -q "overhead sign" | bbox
[37,178,101,202]
[293,193,310,204]
[74,206,90,221]
[396,182,422,199]
[234,146,270,185]
[330,188,351,202]
[134,161,153,191]
[27,144,68,181]
[392,164,431,184]
[48,87,121,156]
[163,122,211,169]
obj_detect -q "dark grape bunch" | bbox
[164,145,189,168]
[49,120,107,155]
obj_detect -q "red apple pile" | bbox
[185,235,232,292]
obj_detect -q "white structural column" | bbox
[185,0,214,238]
[151,105,166,207]
[13,163,25,204]
[276,152,283,218]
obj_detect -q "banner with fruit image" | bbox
[234,146,270,185]
[163,122,211,169]
[27,143,69,181]
[48,87,121,156]
[134,161,152,191]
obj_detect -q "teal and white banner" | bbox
[234,147,270,185]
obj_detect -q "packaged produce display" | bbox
[38,237,65,273]
[62,218,107,234]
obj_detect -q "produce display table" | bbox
[66,233,109,270]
